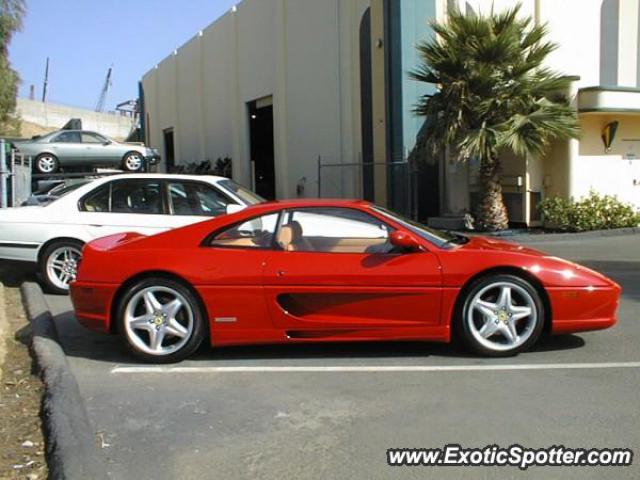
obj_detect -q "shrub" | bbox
[538,191,640,232]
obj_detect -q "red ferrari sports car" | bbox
[70,199,621,363]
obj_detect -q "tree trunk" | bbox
[475,154,509,231]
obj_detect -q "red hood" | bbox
[459,235,546,256]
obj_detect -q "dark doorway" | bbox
[248,99,276,199]
[359,8,374,202]
[163,128,175,173]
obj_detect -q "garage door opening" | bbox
[248,97,275,200]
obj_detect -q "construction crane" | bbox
[95,66,113,112]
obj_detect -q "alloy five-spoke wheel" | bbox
[459,274,545,356]
[35,154,59,174]
[122,152,144,172]
[118,278,205,363]
[40,240,84,294]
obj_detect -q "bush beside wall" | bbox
[538,191,640,232]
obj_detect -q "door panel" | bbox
[75,178,170,239]
[263,251,442,329]
[196,247,274,344]
[78,211,172,239]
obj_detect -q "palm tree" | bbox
[410,4,579,231]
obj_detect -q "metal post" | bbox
[317,155,322,198]
[10,149,16,207]
[0,139,7,209]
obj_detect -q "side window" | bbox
[111,180,163,214]
[208,213,278,249]
[276,208,390,253]
[81,132,105,144]
[52,131,81,143]
[81,184,110,212]
[168,182,232,216]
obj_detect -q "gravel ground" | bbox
[0,285,47,479]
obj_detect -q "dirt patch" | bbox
[0,286,47,479]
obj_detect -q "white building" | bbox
[141,0,640,225]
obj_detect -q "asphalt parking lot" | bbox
[4,234,640,479]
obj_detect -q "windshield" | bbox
[371,206,466,248]
[218,179,265,205]
[49,180,91,197]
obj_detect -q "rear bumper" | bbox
[69,281,119,333]
[548,284,621,334]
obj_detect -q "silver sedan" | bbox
[16,130,161,174]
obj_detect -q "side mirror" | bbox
[389,230,422,251]
[226,204,244,215]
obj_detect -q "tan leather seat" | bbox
[288,221,315,251]
[277,225,295,251]
[277,222,315,251]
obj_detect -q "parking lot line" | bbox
[111,361,640,374]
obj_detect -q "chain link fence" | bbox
[317,156,419,219]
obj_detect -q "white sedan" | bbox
[0,173,264,293]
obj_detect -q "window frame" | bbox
[274,206,397,254]
[202,211,283,250]
[165,180,236,217]
[78,179,169,215]
[51,131,82,144]
[81,132,107,144]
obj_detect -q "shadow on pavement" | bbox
[0,260,38,288]
[53,308,586,365]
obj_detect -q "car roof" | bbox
[40,129,109,138]
[91,173,230,182]
[240,198,372,212]
[48,173,233,205]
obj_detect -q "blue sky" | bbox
[9,0,239,111]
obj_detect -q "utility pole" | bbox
[41,57,49,102]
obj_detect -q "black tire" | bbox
[457,274,545,357]
[122,151,145,172]
[34,153,60,174]
[39,239,84,295]
[117,277,206,363]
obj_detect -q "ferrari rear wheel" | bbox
[118,278,206,363]
[459,274,544,357]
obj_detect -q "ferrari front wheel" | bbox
[118,278,206,363]
[459,274,544,357]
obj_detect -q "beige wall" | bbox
[142,0,370,199]
[440,0,640,221]
[573,114,640,205]
[16,98,135,140]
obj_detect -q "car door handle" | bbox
[89,224,104,227]
[277,270,286,277]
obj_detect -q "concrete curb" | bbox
[0,283,6,378]
[473,227,640,243]
[20,282,107,480]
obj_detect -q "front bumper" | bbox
[145,153,161,166]
[548,284,622,334]
[69,281,120,334]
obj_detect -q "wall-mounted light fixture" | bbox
[601,121,619,152]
